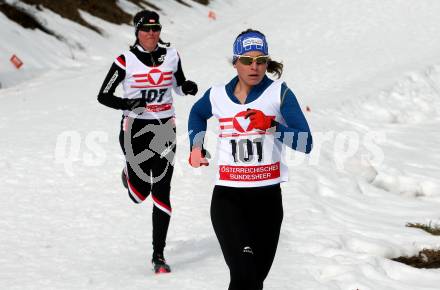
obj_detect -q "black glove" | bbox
[181,80,198,95]
[124,96,146,111]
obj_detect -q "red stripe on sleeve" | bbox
[117,56,126,68]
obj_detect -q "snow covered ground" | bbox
[1,0,440,289]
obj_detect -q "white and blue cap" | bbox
[233,31,269,57]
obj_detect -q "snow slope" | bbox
[1,0,440,289]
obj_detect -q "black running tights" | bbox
[210,184,283,290]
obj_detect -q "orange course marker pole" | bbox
[208,10,217,20]
[10,54,23,69]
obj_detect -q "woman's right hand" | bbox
[124,96,147,111]
[188,147,209,168]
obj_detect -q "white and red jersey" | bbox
[116,47,181,119]
[210,80,289,187]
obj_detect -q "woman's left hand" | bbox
[182,80,198,95]
[245,109,274,131]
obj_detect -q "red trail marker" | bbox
[10,54,23,69]
[208,10,217,20]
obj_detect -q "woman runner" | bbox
[98,10,198,274]
[188,29,312,289]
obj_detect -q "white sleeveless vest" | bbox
[121,47,179,119]
[210,80,289,187]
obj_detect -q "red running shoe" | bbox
[152,253,171,274]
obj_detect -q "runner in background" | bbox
[187,29,312,289]
[98,10,198,274]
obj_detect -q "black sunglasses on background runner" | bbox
[234,55,270,65]
[139,24,162,32]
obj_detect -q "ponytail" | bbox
[267,59,283,79]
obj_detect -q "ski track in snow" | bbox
[1,0,440,289]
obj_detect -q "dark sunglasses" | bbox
[234,55,270,65]
[139,24,162,32]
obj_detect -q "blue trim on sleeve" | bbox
[276,83,313,153]
[188,88,213,149]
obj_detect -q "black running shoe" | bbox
[152,253,171,274]
[121,169,128,189]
